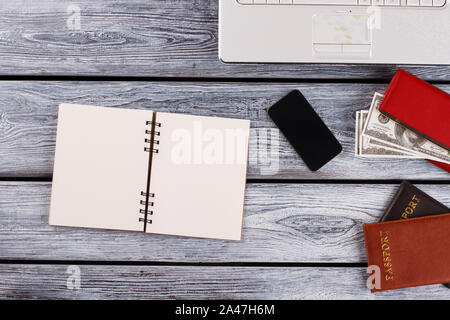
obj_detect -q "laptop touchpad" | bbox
[313,13,372,57]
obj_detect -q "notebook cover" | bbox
[378,69,450,150]
[364,213,450,292]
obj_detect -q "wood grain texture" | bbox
[1,181,449,262]
[0,81,449,179]
[1,0,450,80]
[1,0,449,300]
[1,264,449,299]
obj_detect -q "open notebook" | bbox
[49,104,250,240]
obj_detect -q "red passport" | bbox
[428,160,450,173]
[364,213,450,292]
[379,69,450,173]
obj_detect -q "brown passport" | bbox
[380,181,449,222]
[380,181,450,289]
[364,213,450,292]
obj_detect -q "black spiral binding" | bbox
[140,119,161,230]
[144,120,161,153]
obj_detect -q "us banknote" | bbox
[361,92,450,165]
[356,111,419,158]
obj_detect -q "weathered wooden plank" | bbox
[1,182,448,262]
[0,81,448,179]
[0,0,449,80]
[0,264,449,299]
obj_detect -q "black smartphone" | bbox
[267,90,342,171]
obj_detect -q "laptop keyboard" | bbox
[237,0,446,6]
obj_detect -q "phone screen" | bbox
[268,90,342,171]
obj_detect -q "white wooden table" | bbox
[0,0,449,299]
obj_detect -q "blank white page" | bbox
[146,112,250,240]
[49,104,152,232]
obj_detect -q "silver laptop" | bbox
[219,0,450,64]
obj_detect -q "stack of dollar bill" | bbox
[356,92,450,165]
